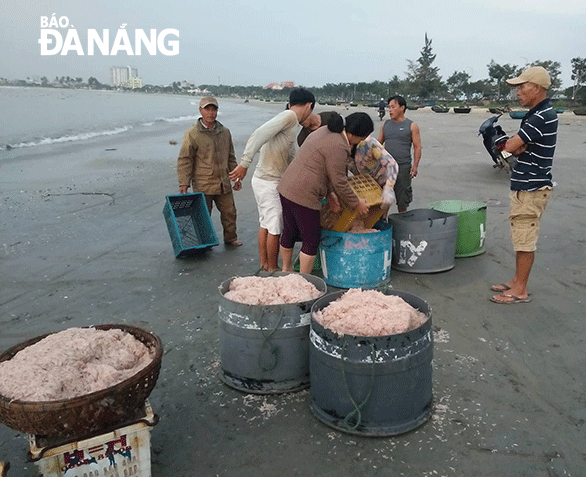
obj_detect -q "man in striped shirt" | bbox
[491,66,558,304]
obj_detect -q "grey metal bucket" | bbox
[218,272,327,394]
[309,289,433,436]
[388,208,458,273]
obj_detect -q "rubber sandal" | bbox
[490,283,511,292]
[490,294,532,304]
[255,266,268,276]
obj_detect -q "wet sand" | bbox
[1,100,585,476]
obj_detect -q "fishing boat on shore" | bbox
[431,105,449,113]
[453,107,471,114]
[573,108,586,116]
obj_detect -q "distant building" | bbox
[186,86,211,95]
[128,76,143,89]
[263,81,295,90]
[110,66,140,87]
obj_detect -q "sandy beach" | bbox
[1,99,585,476]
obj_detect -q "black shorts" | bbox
[279,195,321,256]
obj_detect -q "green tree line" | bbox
[201,36,585,106]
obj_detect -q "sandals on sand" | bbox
[490,294,532,305]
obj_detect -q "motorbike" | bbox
[478,114,516,172]
[378,107,385,121]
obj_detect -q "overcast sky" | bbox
[1,0,585,88]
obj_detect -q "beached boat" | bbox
[509,110,528,119]
[555,108,564,114]
[407,105,420,110]
[431,105,449,113]
[488,107,507,114]
[573,108,586,116]
[453,107,471,114]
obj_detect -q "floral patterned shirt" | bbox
[347,136,399,191]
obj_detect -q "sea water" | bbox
[0,86,278,154]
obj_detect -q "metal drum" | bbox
[218,272,327,394]
[388,208,458,273]
[309,289,433,436]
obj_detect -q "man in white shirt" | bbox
[230,88,315,271]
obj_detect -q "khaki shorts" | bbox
[509,189,552,252]
[251,176,283,235]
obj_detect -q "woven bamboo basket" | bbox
[0,324,162,437]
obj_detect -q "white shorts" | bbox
[251,176,283,235]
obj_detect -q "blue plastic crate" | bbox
[163,193,219,257]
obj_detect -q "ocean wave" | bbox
[1,126,133,150]
[1,114,198,151]
[152,115,199,124]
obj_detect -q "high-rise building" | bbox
[110,66,139,87]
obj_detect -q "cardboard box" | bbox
[29,401,157,477]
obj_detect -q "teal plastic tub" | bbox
[319,221,392,289]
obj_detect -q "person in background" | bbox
[177,96,242,246]
[297,110,338,147]
[277,112,370,274]
[378,95,422,212]
[490,66,558,304]
[230,88,315,272]
[377,97,386,119]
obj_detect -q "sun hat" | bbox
[199,96,218,108]
[506,66,551,90]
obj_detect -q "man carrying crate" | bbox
[177,96,243,246]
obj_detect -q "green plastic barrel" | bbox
[427,200,487,257]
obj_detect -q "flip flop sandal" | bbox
[254,266,268,276]
[490,283,511,292]
[490,294,532,304]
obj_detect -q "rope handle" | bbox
[341,339,376,431]
[258,308,284,372]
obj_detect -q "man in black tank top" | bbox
[377,95,422,213]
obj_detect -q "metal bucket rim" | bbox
[427,199,487,213]
[388,208,458,223]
